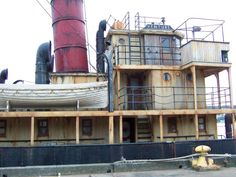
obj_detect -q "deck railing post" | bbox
[30,117,35,146]
[76,116,80,144]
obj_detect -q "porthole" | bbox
[118,38,125,44]
[163,72,171,81]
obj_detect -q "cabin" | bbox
[0,11,235,146]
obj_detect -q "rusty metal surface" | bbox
[51,0,88,72]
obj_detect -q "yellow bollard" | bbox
[192,145,220,170]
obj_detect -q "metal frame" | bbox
[119,86,231,110]
[174,17,225,45]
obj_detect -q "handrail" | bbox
[174,17,225,44]
[115,45,181,66]
[118,86,231,110]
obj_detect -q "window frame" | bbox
[198,116,206,132]
[0,120,7,137]
[82,119,93,136]
[37,119,49,137]
[163,72,171,81]
[161,37,171,52]
[167,117,177,133]
[186,73,193,81]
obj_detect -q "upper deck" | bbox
[106,13,230,68]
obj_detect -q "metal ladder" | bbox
[128,34,142,65]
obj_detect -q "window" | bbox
[161,37,170,52]
[163,72,171,81]
[221,50,228,63]
[174,37,181,48]
[0,120,6,137]
[118,37,125,44]
[167,117,177,133]
[186,73,192,81]
[198,117,206,132]
[82,119,92,136]
[38,119,48,137]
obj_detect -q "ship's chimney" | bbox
[51,0,88,73]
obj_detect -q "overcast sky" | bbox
[0,0,235,101]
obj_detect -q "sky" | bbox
[0,0,235,102]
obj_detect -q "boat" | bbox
[0,81,108,110]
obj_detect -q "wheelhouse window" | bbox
[167,117,177,133]
[198,117,206,132]
[161,37,170,52]
[82,119,92,136]
[0,120,6,137]
[38,119,49,137]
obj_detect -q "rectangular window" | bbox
[0,120,6,137]
[38,119,48,137]
[167,117,177,133]
[161,37,170,52]
[82,119,92,136]
[221,50,228,63]
[198,117,206,132]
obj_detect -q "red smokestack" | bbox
[51,0,88,72]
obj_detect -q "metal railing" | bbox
[134,12,166,30]
[174,17,225,45]
[115,45,181,65]
[118,86,231,110]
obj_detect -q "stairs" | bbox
[137,117,152,142]
[129,35,142,64]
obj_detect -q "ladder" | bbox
[128,34,142,65]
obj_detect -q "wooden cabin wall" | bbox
[181,41,229,64]
[0,117,109,146]
[0,118,31,146]
[152,115,217,141]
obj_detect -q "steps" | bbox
[137,117,152,142]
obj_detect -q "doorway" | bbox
[123,118,136,143]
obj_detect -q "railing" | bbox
[157,134,215,141]
[135,12,166,30]
[174,17,225,45]
[118,86,231,110]
[115,45,181,65]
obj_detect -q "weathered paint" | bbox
[0,117,109,146]
[51,0,88,72]
[181,41,230,64]
[50,73,102,84]
[151,115,217,142]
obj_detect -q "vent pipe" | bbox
[0,69,8,84]
[35,42,54,84]
[96,20,107,73]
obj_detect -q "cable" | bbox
[114,153,200,164]
[84,0,91,71]
[34,0,52,18]
[113,153,235,164]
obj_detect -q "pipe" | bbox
[13,80,24,84]
[101,53,113,112]
[0,68,8,84]
[96,20,107,73]
[35,42,54,84]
